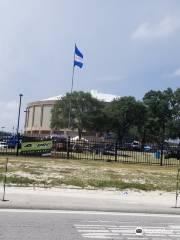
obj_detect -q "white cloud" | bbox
[132,16,180,40]
[167,67,180,78]
[172,68,180,77]
[96,75,126,83]
[0,101,18,131]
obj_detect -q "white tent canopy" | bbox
[71,136,88,142]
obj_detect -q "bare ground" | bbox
[0,156,179,191]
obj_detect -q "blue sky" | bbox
[0,0,179,131]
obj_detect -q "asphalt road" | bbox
[0,210,180,240]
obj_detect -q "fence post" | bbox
[67,136,70,159]
[160,123,165,166]
[115,141,118,162]
[175,169,180,208]
[160,142,164,166]
[2,158,8,201]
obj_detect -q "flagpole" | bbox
[70,55,75,95]
[68,44,76,130]
[66,45,76,159]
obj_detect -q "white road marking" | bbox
[146,234,167,237]
[109,225,139,228]
[82,236,113,239]
[169,235,180,237]
[122,233,137,236]
[127,238,149,240]
[78,230,109,233]
[170,225,180,229]
[82,233,119,236]
[83,220,139,224]
[75,223,180,239]
[111,230,134,233]
[0,209,180,218]
[75,224,116,227]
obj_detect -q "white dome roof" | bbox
[41,95,63,101]
[90,90,118,102]
[41,90,119,102]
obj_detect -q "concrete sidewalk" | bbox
[0,187,180,214]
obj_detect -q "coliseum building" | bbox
[24,90,118,136]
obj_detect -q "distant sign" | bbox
[21,140,53,156]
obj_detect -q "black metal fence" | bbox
[0,136,180,166]
[52,139,180,166]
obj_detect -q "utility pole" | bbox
[16,94,23,156]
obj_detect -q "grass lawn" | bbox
[0,156,179,191]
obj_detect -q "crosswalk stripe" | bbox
[170,225,180,229]
[82,233,119,235]
[75,223,180,239]
[78,230,109,233]
[83,235,112,239]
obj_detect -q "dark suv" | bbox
[164,147,180,160]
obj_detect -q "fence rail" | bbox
[0,137,180,166]
[52,139,180,166]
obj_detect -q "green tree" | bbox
[143,88,176,144]
[51,91,104,139]
[105,96,147,141]
[166,88,180,139]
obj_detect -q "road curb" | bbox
[1,202,180,215]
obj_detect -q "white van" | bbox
[0,141,8,148]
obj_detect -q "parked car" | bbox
[164,148,180,160]
[72,143,84,153]
[103,145,116,156]
[123,141,140,151]
[6,135,22,148]
[143,145,152,152]
[88,144,115,155]
[54,142,66,151]
[131,141,141,151]
[89,144,106,154]
[0,141,8,148]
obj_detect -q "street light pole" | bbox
[16,94,23,156]
[1,126,5,139]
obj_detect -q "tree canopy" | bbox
[51,88,180,143]
[104,96,146,141]
[51,91,104,138]
[143,88,179,143]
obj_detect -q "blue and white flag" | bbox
[74,44,83,68]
